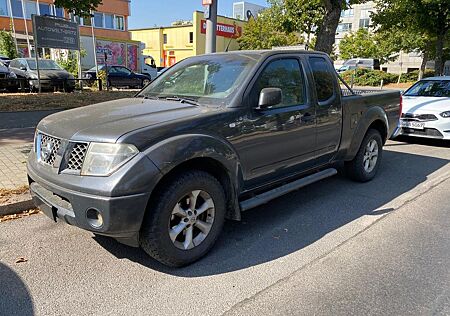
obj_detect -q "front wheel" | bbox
[345,129,383,182]
[140,170,226,267]
[141,78,151,88]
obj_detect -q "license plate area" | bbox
[400,120,425,130]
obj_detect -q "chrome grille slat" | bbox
[401,113,438,121]
[39,134,61,166]
[67,143,88,171]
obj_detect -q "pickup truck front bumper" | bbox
[27,151,161,247]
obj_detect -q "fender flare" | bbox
[345,106,389,161]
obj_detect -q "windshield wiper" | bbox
[164,96,200,106]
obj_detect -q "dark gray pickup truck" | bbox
[28,50,401,267]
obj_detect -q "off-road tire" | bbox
[140,170,226,267]
[345,129,383,182]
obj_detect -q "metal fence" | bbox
[0,78,103,93]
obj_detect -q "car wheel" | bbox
[345,129,383,182]
[141,78,151,88]
[140,170,226,267]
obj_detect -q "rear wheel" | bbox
[345,129,383,182]
[140,170,226,267]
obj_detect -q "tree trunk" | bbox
[434,30,445,76]
[419,50,428,80]
[315,0,343,55]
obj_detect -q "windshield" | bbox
[404,80,450,97]
[87,65,105,72]
[139,54,259,104]
[27,60,63,70]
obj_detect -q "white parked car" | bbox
[399,76,450,140]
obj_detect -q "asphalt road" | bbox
[0,110,60,129]
[0,137,449,316]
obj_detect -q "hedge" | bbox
[340,68,435,87]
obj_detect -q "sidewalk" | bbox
[0,128,34,189]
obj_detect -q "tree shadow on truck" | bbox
[93,148,449,276]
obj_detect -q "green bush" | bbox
[341,68,397,86]
[399,70,434,83]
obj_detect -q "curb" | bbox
[0,193,35,216]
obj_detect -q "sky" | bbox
[128,0,269,29]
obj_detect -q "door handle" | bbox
[300,113,316,123]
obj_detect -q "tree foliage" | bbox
[237,6,302,50]
[372,0,450,75]
[338,28,397,63]
[53,0,102,17]
[0,30,18,59]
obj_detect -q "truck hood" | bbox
[37,98,209,143]
[402,96,450,114]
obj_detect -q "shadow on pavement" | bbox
[0,127,35,145]
[0,262,34,315]
[390,136,449,148]
[93,149,448,277]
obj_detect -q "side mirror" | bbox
[258,88,282,109]
[20,66,27,71]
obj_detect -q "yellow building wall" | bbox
[131,12,246,67]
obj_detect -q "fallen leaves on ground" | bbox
[0,185,30,204]
[15,257,28,264]
[0,209,41,223]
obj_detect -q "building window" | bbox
[115,15,124,30]
[104,13,114,29]
[0,0,9,16]
[94,12,103,27]
[360,8,371,19]
[53,6,64,17]
[70,13,81,24]
[82,16,92,26]
[359,18,370,28]
[25,0,37,19]
[341,9,354,17]
[337,23,352,32]
[163,34,167,44]
[11,0,23,18]
[39,3,51,16]
[189,32,193,44]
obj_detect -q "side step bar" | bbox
[240,168,337,211]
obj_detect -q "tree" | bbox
[0,30,18,59]
[237,7,302,50]
[53,0,102,17]
[372,0,450,75]
[338,28,397,63]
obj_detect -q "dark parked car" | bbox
[0,60,19,92]
[9,58,75,92]
[28,50,401,267]
[83,65,151,89]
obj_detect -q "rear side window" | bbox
[309,57,335,102]
[251,58,305,108]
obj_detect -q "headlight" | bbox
[440,111,450,118]
[81,143,139,176]
[8,71,17,78]
[84,73,92,79]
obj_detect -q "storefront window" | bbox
[11,0,23,18]
[105,14,114,28]
[54,6,64,17]
[94,12,103,27]
[0,0,8,16]
[39,3,51,16]
[25,1,37,19]
[115,16,124,30]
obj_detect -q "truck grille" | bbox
[38,134,61,166]
[67,142,88,171]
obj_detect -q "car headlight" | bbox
[81,143,139,176]
[8,72,17,78]
[84,73,92,79]
[440,111,450,118]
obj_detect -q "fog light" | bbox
[86,208,103,228]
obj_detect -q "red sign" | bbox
[200,20,242,39]
[202,0,213,5]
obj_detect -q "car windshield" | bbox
[404,80,450,97]
[27,60,62,70]
[139,54,259,105]
[87,65,105,72]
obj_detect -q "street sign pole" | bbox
[31,15,41,93]
[204,0,217,53]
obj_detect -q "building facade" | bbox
[232,1,265,21]
[131,11,246,67]
[0,0,139,70]
[335,1,425,74]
